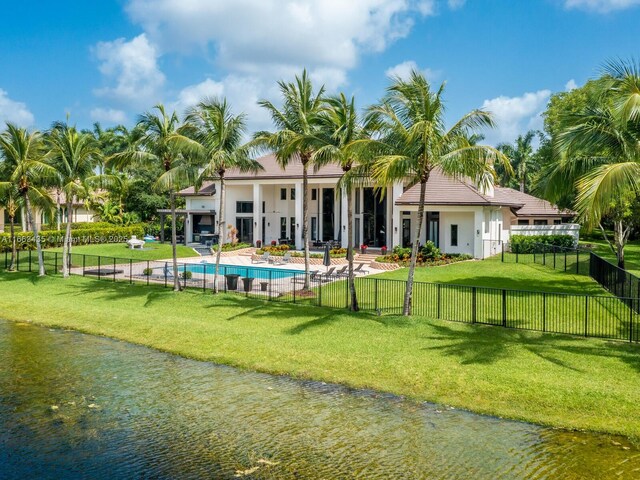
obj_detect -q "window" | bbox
[450,224,458,247]
[534,219,548,226]
[291,188,296,200]
[280,188,287,200]
[290,217,295,240]
[311,217,318,241]
[280,217,287,239]
[355,188,360,214]
[311,189,317,201]
[262,201,266,214]
[236,201,253,214]
[553,219,561,225]
[517,219,529,226]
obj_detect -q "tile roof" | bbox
[178,182,216,196]
[225,153,344,180]
[493,187,575,217]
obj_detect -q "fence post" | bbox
[374,278,379,312]
[553,250,556,269]
[97,256,101,280]
[293,274,297,303]
[318,274,322,307]
[268,269,272,301]
[584,296,589,337]
[501,243,504,262]
[472,287,477,323]
[4,251,7,269]
[28,250,32,272]
[542,293,547,332]
[630,303,634,343]
[16,250,19,271]
[502,289,507,327]
[516,250,519,264]
[129,259,133,285]
[437,284,441,319]
[82,254,85,276]
[113,257,117,282]
[54,252,58,273]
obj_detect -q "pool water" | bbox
[184,263,300,280]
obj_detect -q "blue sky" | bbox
[1,0,639,145]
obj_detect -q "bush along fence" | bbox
[4,249,639,344]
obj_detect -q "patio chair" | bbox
[334,265,348,278]
[319,267,336,282]
[273,252,292,265]
[252,252,270,264]
[291,270,320,284]
[353,263,369,275]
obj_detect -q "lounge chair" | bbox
[253,252,270,264]
[291,270,320,284]
[319,267,336,282]
[354,263,369,275]
[334,265,348,278]
[273,252,292,265]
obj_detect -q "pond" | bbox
[0,319,638,479]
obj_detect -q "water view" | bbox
[0,319,637,479]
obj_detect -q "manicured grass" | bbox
[1,271,639,440]
[47,242,198,261]
[582,239,640,276]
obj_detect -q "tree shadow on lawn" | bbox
[420,321,640,373]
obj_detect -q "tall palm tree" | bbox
[110,105,197,291]
[174,98,262,293]
[254,70,326,290]
[48,122,102,277]
[0,123,56,276]
[313,93,369,311]
[547,60,640,268]
[0,184,20,271]
[367,71,508,316]
[497,130,541,192]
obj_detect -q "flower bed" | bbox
[375,253,473,267]
[255,244,347,259]
[212,242,252,252]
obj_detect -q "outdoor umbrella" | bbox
[323,243,331,271]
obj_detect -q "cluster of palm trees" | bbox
[0,69,508,315]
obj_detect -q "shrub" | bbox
[212,242,252,252]
[420,241,441,259]
[510,234,575,254]
[0,225,145,253]
[142,267,153,276]
[180,270,193,280]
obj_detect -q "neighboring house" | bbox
[171,154,576,259]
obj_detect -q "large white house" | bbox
[168,154,577,259]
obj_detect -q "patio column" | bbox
[186,213,192,244]
[391,182,403,249]
[294,181,303,249]
[160,213,165,243]
[340,187,348,248]
[253,183,262,246]
[473,208,484,259]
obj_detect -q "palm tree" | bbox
[548,60,640,268]
[48,122,102,277]
[313,93,369,311]
[497,130,541,192]
[366,71,508,316]
[0,123,56,276]
[254,70,326,290]
[110,105,197,291]
[0,184,20,271]
[174,98,262,293]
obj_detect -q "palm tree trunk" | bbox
[8,213,16,271]
[24,195,45,276]
[62,199,73,277]
[347,188,358,311]
[519,181,525,193]
[56,190,61,231]
[614,220,626,269]
[302,162,310,291]
[170,191,181,291]
[213,175,226,294]
[403,178,427,316]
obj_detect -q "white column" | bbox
[294,182,303,249]
[186,213,192,244]
[473,208,484,259]
[253,183,262,246]
[391,182,403,248]
[340,187,348,248]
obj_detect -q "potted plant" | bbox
[241,277,254,292]
[381,245,387,255]
[360,244,368,254]
[271,240,277,246]
[256,240,262,249]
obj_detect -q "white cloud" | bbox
[125,0,433,74]
[447,0,466,9]
[480,90,551,145]
[90,108,128,124]
[385,60,439,82]
[564,0,640,12]
[0,89,35,126]
[93,34,165,107]
[171,78,225,115]
[565,79,578,91]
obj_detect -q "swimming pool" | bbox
[183,263,300,280]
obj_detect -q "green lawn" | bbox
[582,238,640,276]
[47,242,198,261]
[1,271,639,441]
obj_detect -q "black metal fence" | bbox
[589,253,640,313]
[4,249,639,343]
[501,242,591,276]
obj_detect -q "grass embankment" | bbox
[582,239,640,276]
[1,271,639,440]
[48,242,198,261]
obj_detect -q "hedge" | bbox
[509,234,576,254]
[0,225,144,252]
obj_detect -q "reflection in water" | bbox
[0,320,638,479]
